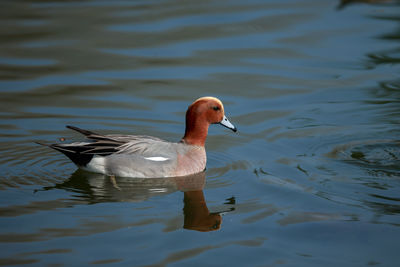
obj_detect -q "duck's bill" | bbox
[220,115,237,132]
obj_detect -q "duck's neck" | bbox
[182,117,209,147]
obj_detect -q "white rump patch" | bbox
[144,156,169,162]
[84,156,106,173]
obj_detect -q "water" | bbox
[1,0,400,266]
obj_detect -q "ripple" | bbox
[326,139,400,174]
[206,150,252,179]
[0,57,56,66]
[0,142,72,190]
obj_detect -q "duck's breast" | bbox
[173,144,206,177]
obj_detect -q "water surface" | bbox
[1,0,400,266]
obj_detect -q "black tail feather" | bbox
[66,125,97,136]
[35,141,50,147]
[36,126,125,167]
[36,141,94,166]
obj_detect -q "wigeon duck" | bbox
[38,96,237,178]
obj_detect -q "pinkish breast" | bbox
[174,146,206,177]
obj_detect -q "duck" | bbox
[37,96,237,178]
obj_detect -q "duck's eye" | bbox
[212,106,220,111]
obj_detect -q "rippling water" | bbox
[1,0,400,266]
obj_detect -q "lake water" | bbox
[1,0,400,266]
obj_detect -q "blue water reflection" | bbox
[1,0,400,266]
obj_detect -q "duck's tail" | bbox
[35,140,94,167]
[66,125,97,136]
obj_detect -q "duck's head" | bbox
[182,96,237,146]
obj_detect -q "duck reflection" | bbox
[183,190,222,231]
[40,170,233,232]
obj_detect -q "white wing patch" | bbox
[144,156,169,162]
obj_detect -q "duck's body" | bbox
[38,97,236,178]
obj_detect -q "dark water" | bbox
[1,0,400,266]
